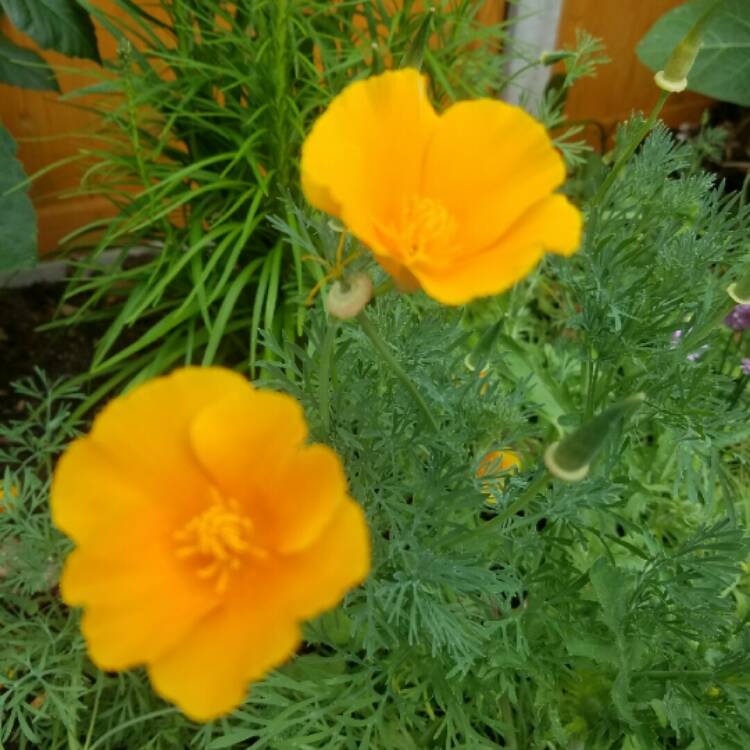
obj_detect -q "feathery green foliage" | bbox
[4,121,750,746]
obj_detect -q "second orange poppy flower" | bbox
[301,68,581,305]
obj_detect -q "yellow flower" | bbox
[0,484,19,512]
[301,68,581,305]
[476,449,522,504]
[51,367,369,721]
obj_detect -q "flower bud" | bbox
[540,50,576,66]
[326,272,373,320]
[544,394,646,482]
[655,3,718,93]
[476,449,522,504]
[724,304,750,332]
[728,269,750,305]
[464,320,503,372]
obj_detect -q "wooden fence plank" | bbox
[557,0,713,141]
[1,1,721,255]
[0,11,120,255]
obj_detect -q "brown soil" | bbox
[0,283,103,423]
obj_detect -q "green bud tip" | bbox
[728,280,750,306]
[545,393,646,482]
[464,320,503,372]
[655,1,720,94]
[540,50,576,66]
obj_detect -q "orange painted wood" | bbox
[557,0,713,141]
[0,7,122,256]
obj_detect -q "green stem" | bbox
[448,469,550,548]
[356,311,440,432]
[590,90,670,209]
[499,696,519,750]
[319,321,338,437]
[729,374,749,409]
[718,331,735,374]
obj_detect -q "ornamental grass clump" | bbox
[4,2,750,749]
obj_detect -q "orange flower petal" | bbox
[301,68,439,258]
[266,444,350,553]
[61,527,217,670]
[273,498,370,621]
[51,439,154,545]
[421,98,568,254]
[82,367,249,518]
[188,389,307,497]
[148,598,301,722]
[191,391,347,554]
[413,194,581,304]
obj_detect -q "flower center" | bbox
[174,488,266,594]
[380,194,457,262]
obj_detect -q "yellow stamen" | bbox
[392,194,457,261]
[175,488,265,594]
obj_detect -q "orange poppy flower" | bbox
[301,68,581,304]
[0,484,19,512]
[476,449,522,504]
[51,367,369,721]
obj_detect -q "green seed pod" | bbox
[545,394,646,482]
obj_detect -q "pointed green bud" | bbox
[655,1,720,94]
[464,320,503,372]
[728,267,750,305]
[540,50,576,66]
[545,394,646,481]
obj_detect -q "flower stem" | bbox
[729,374,749,409]
[448,468,551,548]
[356,310,440,432]
[590,90,670,209]
[319,320,338,436]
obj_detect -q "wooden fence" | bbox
[0,0,712,255]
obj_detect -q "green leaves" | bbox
[0,32,57,90]
[0,125,37,272]
[637,0,750,106]
[0,0,99,90]
[0,0,100,61]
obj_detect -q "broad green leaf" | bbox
[637,0,750,106]
[0,125,37,272]
[0,0,100,61]
[0,31,57,90]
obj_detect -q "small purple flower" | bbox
[742,359,750,376]
[724,305,750,332]
[671,329,683,347]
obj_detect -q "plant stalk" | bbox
[590,90,669,209]
[356,311,440,432]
